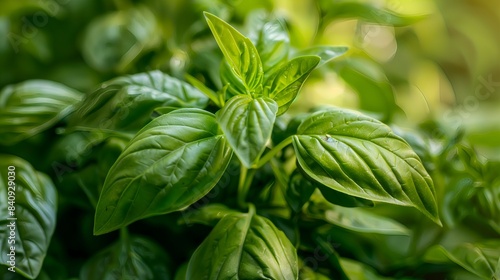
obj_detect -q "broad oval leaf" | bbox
[0,155,57,279]
[0,80,82,145]
[70,71,208,132]
[439,241,500,280]
[307,199,410,235]
[217,95,278,168]
[186,207,298,280]
[204,12,264,96]
[180,203,239,227]
[292,108,440,225]
[80,236,170,280]
[94,108,233,235]
[267,56,320,116]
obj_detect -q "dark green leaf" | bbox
[204,12,264,96]
[94,109,233,235]
[286,170,317,212]
[307,199,410,235]
[70,71,208,132]
[267,56,320,115]
[295,46,348,67]
[180,204,239,227]
[440,241,500,280]
[80,236,170,280]
[0,155,57,279]
[0,80,82,145]
[318,184,374,208]
[186,207,298,279]
[292,108,440,224]
[81,6,159,72]
[217,95,278,168]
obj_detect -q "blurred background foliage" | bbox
[1,0,499,279]
[1,0,499,157]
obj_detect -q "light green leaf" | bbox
[323,1,426,27]
[0,155,57,279]
[267,56,320,115]
[295,46,348,67]
[247,15,290,73]
[0,80,82,145]
[307,199,410,235]
[70,71,208,132]
[440,241,500,280]
[292,108,440,225]
[204,12,264,96]
[186,207,298,280]
[80,236,170,280]
[94,109,233,235]
[340,258,394,280]
[217,95,278,168]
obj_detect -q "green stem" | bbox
[238,166,256,209]
[254,136,293,169]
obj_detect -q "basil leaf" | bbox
[247,16,290,73]
[337,58,397,121]
[0,80,82,145]
[220,60,248,97]
[287,170,316,212]
[80,236,170,280]
[318,184,375,208]
[295,46,348,67]
[186,207,298,279]
[322,1,425,27]
[267,56,320,115]
[0,155,57,279]
[440,241,500,279]
[94,108,233,235]
[292,108,440,225]
[180,204,239,227]
[307,199,410,235]
[204,12,264,96]
[217,95,278,168]
[70,71,208,132]
[81,6,159,72]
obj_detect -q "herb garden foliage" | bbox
[0,8,499,280]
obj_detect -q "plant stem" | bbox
[254,136,293,169]
[238,165,256,209]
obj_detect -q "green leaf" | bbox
[94,109,233,235]
[339,258,394,280]
[337,58,397,121]
[295,46,348,67]
[81,6,159,72]
[0,80,82,145]
[318,184,374,208]
[180,204,239,227]
[292,108,440,225]
[70,71,208,132]
[286,170,317,212]
[80,236,170,280]
[186,206,298,279]
[217,95,278,168]
[204,12,264,96]
[0,155,57,279]
[440,241,500,280]
[322,1,426,27]
[307,199,410,235]
[247,15,290,73]
[268,56,320,115]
